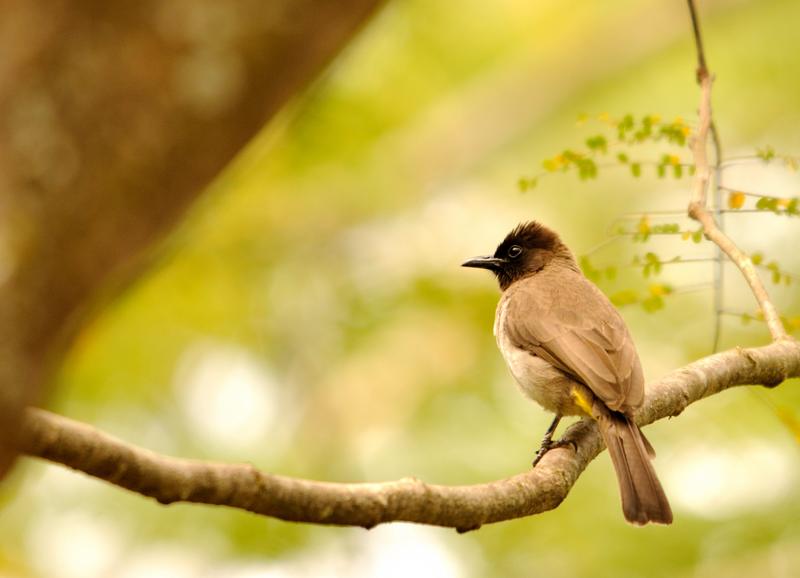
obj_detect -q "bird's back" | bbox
[498,261,645,414]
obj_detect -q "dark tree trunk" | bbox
[0,0,384,479]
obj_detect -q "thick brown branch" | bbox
[685,0,787,341]
[19,340,800,530]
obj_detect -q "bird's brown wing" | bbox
[504,271,644,412]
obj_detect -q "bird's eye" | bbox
[507,245,523,258]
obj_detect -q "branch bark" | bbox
[19,340,800,531]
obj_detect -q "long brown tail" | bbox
[595,409,673,525]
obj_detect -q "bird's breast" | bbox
[494,296,583,416]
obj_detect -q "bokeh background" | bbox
[2,0,800,576]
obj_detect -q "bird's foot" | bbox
[531,439,574,468]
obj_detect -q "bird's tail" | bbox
[594,408,673,525]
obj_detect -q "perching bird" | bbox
[463,221,672,525]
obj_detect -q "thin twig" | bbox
[685,0,788,342]
[719,185,798,200]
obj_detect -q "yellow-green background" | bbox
[2,0,800,576]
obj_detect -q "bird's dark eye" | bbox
[507,245,523,259]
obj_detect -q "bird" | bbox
[462,220,672,525]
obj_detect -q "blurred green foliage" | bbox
[3,0,800,577]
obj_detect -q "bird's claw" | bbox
[531,439,574,468]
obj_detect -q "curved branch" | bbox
[19,340,800,531]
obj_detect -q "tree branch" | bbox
[19,340,800,531]
[685,0,788,341]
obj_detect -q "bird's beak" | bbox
[461,255,506,271]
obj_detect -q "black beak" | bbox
[461,255,506,271]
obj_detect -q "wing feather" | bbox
[504,269,644,412]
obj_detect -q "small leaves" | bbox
[756,197,779,211]
[617,114,635,139]
[641,284,673,312]
[767,261,782,284]
[628,221,681,242]
[518,177,538,192]
[649,284,672,297]
[750,195,800,215]
[756,145,776,162]
[523,110,697,190]
[609,285,673,312]
[749,147,799,172]
[579,255,602,282]
[654,154,685,179]
[641,296,664,313]
[610,290,639,307]
[580,255,617,283]
[749,253,792,285]
[658,117,690,146]
[541,150,598,180]
[641,252,662,277]
[585,135,608,154]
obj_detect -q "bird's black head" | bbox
[462,221,571,290]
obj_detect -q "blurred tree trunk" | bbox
[0,0,383,479]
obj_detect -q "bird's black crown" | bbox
[493,221,561,259]
[462,220,572,290]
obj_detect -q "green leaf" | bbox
[579,256,601,282]
[577,158,598,180]
[586,135,608,154]
[756,145,776,162]
[617,152,629,164]
[610,290,639,307]
[631,163,641,178]
[756,197,779,212]
[751,252,764,265]
[641,295,664,312]
[692,229,703,243]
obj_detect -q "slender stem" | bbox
[685,0,788,342]
[719,185,798,200]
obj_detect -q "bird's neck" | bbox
[550,243,580,273]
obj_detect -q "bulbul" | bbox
[463,221,672,525]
